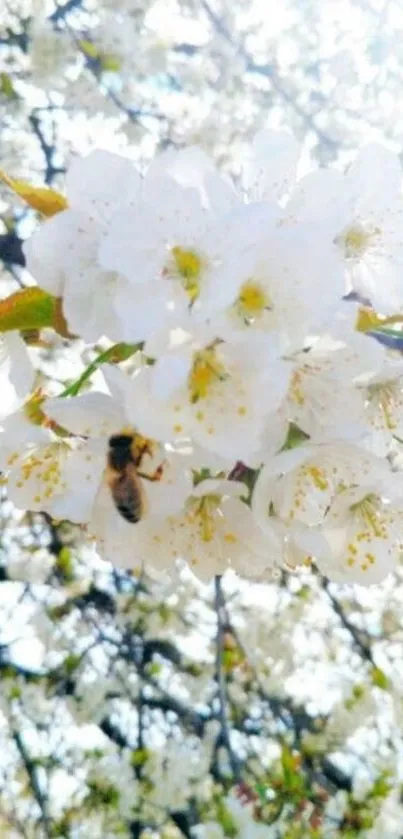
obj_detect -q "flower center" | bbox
[24,390,47,426]
[169,246,203,303]
[350,493,386,538]
[188,494,221,542]
[188,347,227,403]
[236,279,271,322]
[302,464,329,491]
[18,443,67,503]
[366,382,398,431]
[339,224,380,260]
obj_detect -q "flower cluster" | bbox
[2,131,403,584]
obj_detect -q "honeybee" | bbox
[107,432,164,523]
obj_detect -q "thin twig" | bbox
[13,730,51,837]
[214,575,243,782]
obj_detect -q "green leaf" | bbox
[63,654,81,675]
[55,547,75,582]
[131,748,150,767]
[281,422,310,451]
[79,39,100,60]
[100,53,121,72]
[371,666,390,690]
[0,288,56,332]
[60,342,141,397]
[0,170,67,216]
[0,289,72,338]
[371,326,403,337]
[0,72,16,98]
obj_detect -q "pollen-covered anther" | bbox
[168,246,204,302]
[339,224,381,260]
[187,494,221,543]
[303,465,329,491]
[367,382,398,431]
[236,279,271,321]
[351,494,387,539]
[188,348,228,403]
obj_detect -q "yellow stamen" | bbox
[350,493,386,539]
[367,383,397,431]
[304,465,329,491]
[170,246,203,302]
[188,348,227,403]
[341,225,380,260]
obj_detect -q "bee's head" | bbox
[109,433,134,449]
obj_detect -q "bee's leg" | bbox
[135,439,154,468]
[138,463,165,482]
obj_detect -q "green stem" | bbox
[60,342,141,397]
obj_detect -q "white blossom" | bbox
[286,144,403,313]
[125,333,290,462]
[128,478,277,581]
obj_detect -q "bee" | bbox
[107,432,164,524]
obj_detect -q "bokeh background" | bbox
[1,0,403,836]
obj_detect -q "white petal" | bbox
[286,168,347,232]
[347,144,402,213]
[320,525,396,585]
[143,452,192,516]
[101,363,132,406]
[66,150,141,219]
[351,255,403,315]
[98,205,166,282]
[90,481,144,570]
[146,146,215,186]
[125,367,186,441]
[0,333,35,419]
[114,278,171,342]
[148,146,240,213]
[7,442,69,513]
[0,413,53,471]
[244,129,300,202]
[151,353,191,401]
[192,478,248,499]
[50,441,105,523]
[45,393,123,438]
[62,269,127,343]
[23,210,79,295]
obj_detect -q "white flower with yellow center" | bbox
[286,144,403,313]
[24,149,143,342]
[206,218,344,352]
[6,437,96,522]
[98,168,256,341]
[120,478,279,581]
[254,442,388,529]
[125,334,291,463]
[1,375,191,531]
[283,326,384,439]
[320,483,403,584]
[358,353,403,455]
[252,441,395,583]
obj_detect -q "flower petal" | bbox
[45,392,123,438]
[0,333,35,419]
[244,129,300,202]
[66,149,141,220]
